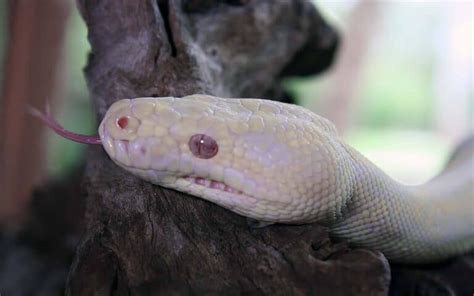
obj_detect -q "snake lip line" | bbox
[184,176,243,195]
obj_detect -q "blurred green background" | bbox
[0,0,472,185]
[288,0,473,184]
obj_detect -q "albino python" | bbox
[32,94,474,263]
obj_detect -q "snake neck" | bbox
[331,143,474,263]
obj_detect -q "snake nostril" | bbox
[117,116,129,129]
[189,134,218,159]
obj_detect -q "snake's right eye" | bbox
[189,134,219,159]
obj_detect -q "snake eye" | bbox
[189,134,218,159]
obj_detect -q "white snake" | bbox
[34,94,474,263]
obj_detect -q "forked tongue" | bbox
[28,105,102,145]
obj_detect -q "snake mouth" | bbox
[184,176,243,194]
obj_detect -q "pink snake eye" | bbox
[189,134,219,159]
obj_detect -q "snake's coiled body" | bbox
[98,95,474,263]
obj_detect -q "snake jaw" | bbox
[173,176,260,216]
[184,176,243,194]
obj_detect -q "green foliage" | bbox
[284,55,435,130]
[47,9,93,177]
[357,56,434,128]
[345,127,449,184]
[283,76,325,109]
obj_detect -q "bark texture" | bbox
[67,0,392,294]
[2,171,473,295]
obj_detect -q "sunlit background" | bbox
[0,0,472,223]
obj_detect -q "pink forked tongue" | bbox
[28,105,102,145]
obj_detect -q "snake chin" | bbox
[184,176,243,195]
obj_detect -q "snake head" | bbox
[99,95,351,223]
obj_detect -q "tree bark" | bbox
[66,1,391,294]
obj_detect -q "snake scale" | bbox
[34,94,474,263]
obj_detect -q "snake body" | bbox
[91,94,473,263]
